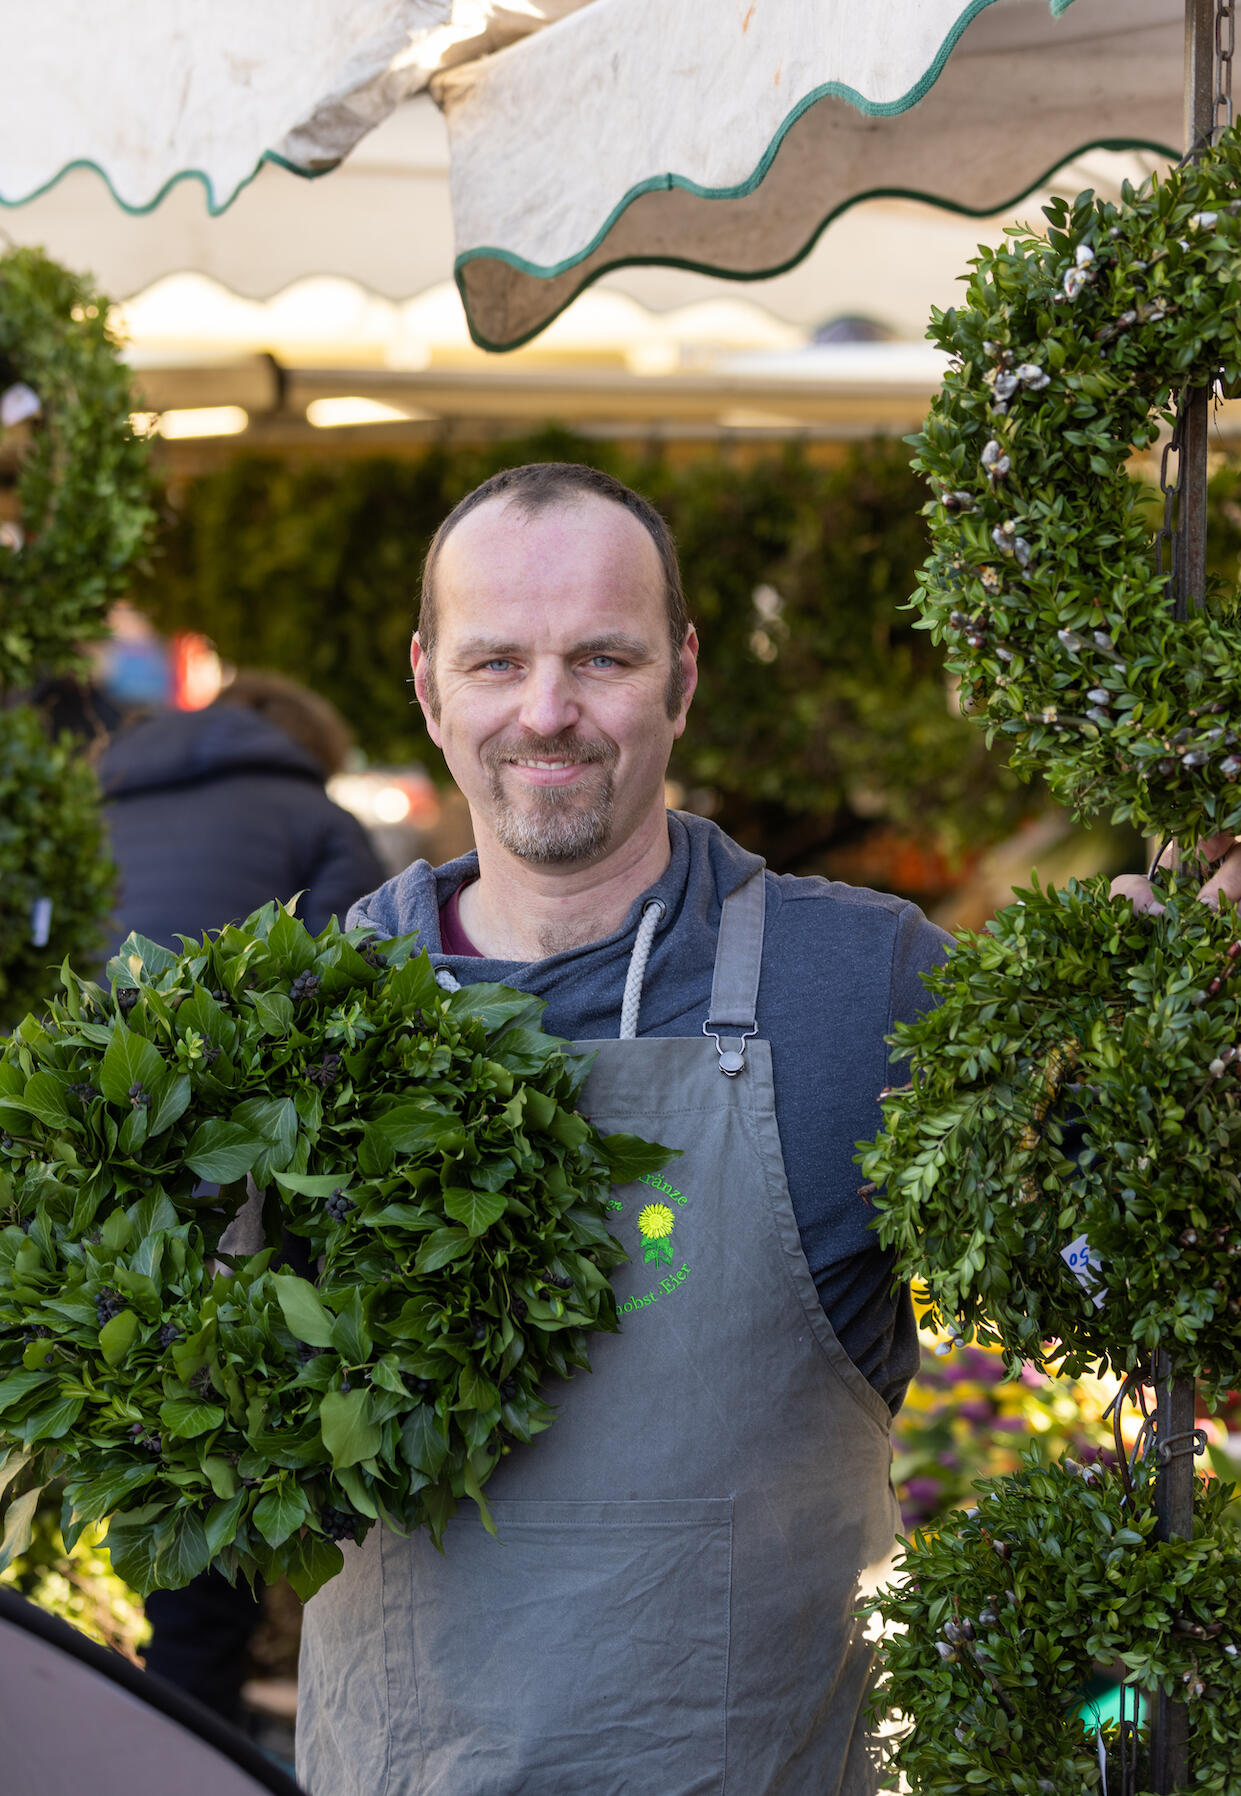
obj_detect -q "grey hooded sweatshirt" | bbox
[348,809,949,1413]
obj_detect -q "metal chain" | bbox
[1216,0,1235,140]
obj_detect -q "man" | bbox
[296,463,951,1796]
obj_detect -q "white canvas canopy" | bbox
[0,0,591,213]
[439,0,1181,346]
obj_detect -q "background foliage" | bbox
[0,705,115,1029]
[138,431,1033,875]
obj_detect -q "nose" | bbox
[517,658,581,739]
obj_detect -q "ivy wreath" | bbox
[858,868,1241,1401]
[871,1455,1241,1796]
[0,906,672,1599]
[0,247,153,682]
[912,124,1241,840]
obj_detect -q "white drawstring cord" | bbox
[435,897,663,1030]
[619,899,666,1040]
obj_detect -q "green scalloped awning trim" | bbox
[0,0,1078,220]
[0,147,336,218]
[455,134,1178,353]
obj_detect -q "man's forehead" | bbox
[438,490,661,587]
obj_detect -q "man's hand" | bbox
[1110,832,1241,915]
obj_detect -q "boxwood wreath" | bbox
[0,905,673,1600]
[0,706,115,1030]
[912,124,1241,842]
[858,867,1241,1404]
[860,121,1241,1791]
[870,1457,1241,1795]
[0,246,154,679]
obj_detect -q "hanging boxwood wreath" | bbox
[0,907,673,1599]
[0,705,115,1030]
[911,124,1241,841]
[859,868,1241,1401]
[871,1455,1241,1794]
[0,247,153,683]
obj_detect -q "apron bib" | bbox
[298,874,898,1796]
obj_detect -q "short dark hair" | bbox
[418,463,690,716]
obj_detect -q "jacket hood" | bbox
[99,706,324,799]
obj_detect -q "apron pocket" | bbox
[408,1496,734,1796]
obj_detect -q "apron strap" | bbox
[703,869,766,1076]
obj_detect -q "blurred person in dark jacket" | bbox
[98,669,383,964]
[97,670,384,1730]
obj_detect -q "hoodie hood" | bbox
[99,706,324,799]
[346,810,763,1044]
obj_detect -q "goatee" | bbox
[484,735,617,865]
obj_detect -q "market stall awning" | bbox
[441,0,1181,348]
[0,0,591,214]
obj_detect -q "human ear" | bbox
[673,626,700,738]
[410,635,443,743]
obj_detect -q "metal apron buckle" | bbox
[703,1020,757,1076]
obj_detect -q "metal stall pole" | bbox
[1147,6,1224,1787]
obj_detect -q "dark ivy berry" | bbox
[321,1505,356,1542]
[402,1374,436,1400]
[95,1288,124,1326]
[209,989,232,1008]
[511,1298,527,1320]
[549,1273,573,1290]
[116,987,139,1015]
[21,1325,51,1344]
[306,1052,343,1088]
[201,1042,221,1065]
[128,1082,152,1109]
[145,1434,163,1456]
[324,1188,354,1223]
[69,1082,96,1103]
[297,1342,325,1365]
[289,970,322,1005]
[500,1378,518,1402]
[356,941,386,970]
[159,1322,183,1348]
[192,1366,215,1399]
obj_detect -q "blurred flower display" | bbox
[894,1318,1241,1536]
[892,1324,1120,1535]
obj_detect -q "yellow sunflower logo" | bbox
[637,1202,676,1263]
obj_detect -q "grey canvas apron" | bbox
[297,872,898,1796]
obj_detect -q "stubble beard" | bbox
[483,735,618,865]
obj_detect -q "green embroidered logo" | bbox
[637,1201,676,1264]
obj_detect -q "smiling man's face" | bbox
[412,493,697,870]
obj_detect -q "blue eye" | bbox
[482,658,513,672]
[587,654,618,668]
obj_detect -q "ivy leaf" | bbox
[152,1511,212,1590]
[319,1388,382,1469]
[159,1398,226,1439]
[98,1309,139,1366]
[0,1486,41,1574]
[442,1188,507,1236]
[183,1119,268,1182]
[253,1479,311,1548]
[272,1274,336,1348]
[285,1534,344,1602]
[414,1228,473,1274]
[400,1406,449,1479]
[600,1131,680,1185]
[147,1070,192,1138]
[98,1024,164,1107]
[9,1072,71,1129]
